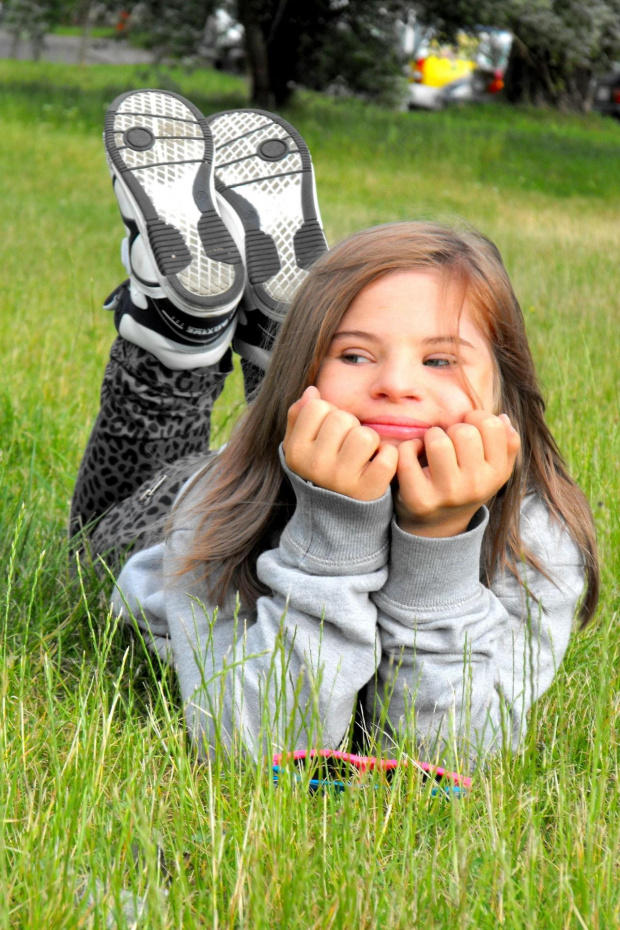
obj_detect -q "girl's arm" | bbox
[114,388,397,758]
[161,453,393,758]
[367,492,584,759]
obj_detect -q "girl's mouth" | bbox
[362,420,430,441]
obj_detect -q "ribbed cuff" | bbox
[278,446,392,574]
[376,507,488,611]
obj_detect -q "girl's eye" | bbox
[424,356,457,368]
[341,352,371,365]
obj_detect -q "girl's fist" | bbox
[395,410,521,537]
[283,387,398,501]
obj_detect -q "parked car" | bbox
[592,70,620,119]
[408,51,476,110]
[407,28,511,111]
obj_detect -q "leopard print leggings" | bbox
[70,335,262,574]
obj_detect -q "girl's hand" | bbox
[395,410,521,537]
[283,387,398,501]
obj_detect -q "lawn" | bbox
[0,59,619,928]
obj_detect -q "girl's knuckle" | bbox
[313,402,330,420]
[356,425,379,446]
[425,426,445,443]
[454,424,478,442]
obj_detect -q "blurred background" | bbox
[2,0,620,118]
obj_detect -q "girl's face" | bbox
[315,270,497,448]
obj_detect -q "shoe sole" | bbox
[104,89,245,317]
[206,109,328,322]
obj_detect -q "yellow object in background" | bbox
[419,55,476,88]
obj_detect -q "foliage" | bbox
[412,0,620,110]
[235,0,408,107]
[130,0,219,64]
[118,0,408,108]
[296,0,408,106]
[4,0,126,59]
[3,0,64,58]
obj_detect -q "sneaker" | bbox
[104,89,245,368]
[232,302,279,371]
[205,108,328,367]
[103,280,237,371]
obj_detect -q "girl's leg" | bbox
[72,89,248,570]
[73,91,327,571]
[240,358,264,402]
[70,329,233,570]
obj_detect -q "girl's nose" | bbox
[370,356,423,401]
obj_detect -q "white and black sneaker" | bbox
[104,89,245,369]
[205,108,328,367]
[231,301,279,371]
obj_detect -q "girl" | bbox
[74,97,598,765]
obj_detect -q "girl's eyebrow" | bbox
[332,331,477,350]
[422,335,477,350]
[331,329,378,341]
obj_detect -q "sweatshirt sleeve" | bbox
[163,451,393,759]
[367,493,585,759]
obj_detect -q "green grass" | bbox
[51,25,119,40]
[1,59,619,927]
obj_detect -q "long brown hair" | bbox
[175,222,599,626]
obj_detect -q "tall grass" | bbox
[0,59,619,927]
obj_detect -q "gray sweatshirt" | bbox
[112,450,585,762]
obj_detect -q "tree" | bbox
[98,0,406,109]
[4,0,128,61]
[234,0,408,109]
[4,0,63,59]
[411,0,620,111]
[501,0,620,110]
[136,0,219,65]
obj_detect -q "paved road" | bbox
[0,28,154,65]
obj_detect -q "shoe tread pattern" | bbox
[146,219,192,275]
[293,219,329,270]
[197,210,243,265]
[245,229,281,283]
[104,89,244,314]
[207,109,327,319]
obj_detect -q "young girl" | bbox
[74,91,598,766]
